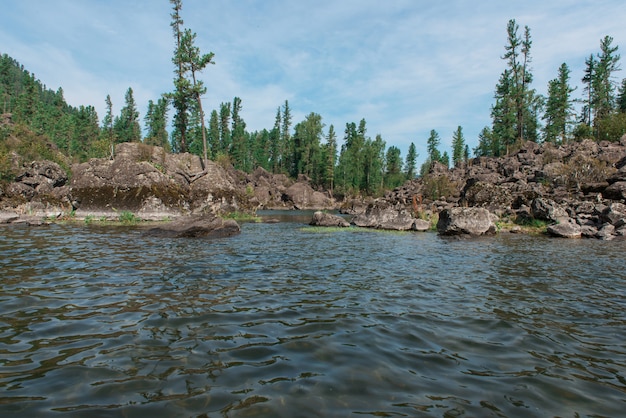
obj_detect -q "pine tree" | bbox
[592,36,621,140]
[618,78,626,113]
[219,102,231,155]
[144,97,170,150]
[451,126,465,167]
[323,124,337,193]
[269,107,281,173]
[113,87,141,143]
[404,142,417,179]
[208,109,220,158]
[231,97,248,170]
[102,94,115,157]
[426,129,442,163]
[281,100,292,174]
[169,0,189,153]
[384,146,404,189]
[543,63,575,144]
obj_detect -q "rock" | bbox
[530,198,569,223]
[600,203,626,225]
[436,207,497,236]
[412,219,431,232]
[352,201,417,231]
[596,223,616,240]
[603,181,626,200]
[143,215,240,238]
[460,179,513,208]
[547,220,582,238]
[310,211,350,228]
[0,212,19,224]
[15,160,68,189]
[283,182,334,210]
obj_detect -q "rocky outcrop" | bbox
[309,211,350,228]
[437,207,497,236]
[547,220,582,239]
[142,214,240,238]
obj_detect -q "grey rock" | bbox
[437,207,497,236]
[547,220,582,238]
[310,211,350,228]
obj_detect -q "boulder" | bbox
[460,179,512,208]
[143,215,240,238]
[436,207,497,236]
[603,181,626,200]
[412,219,431,232]
[283,182,334,210]
[600,203,626,225]
[530,198,569,223]
[352,201,417,231]
[0,212,19,224]
[309,211,350,228]
[546,220,582,238]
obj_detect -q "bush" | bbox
[421,174,456,201]
[119,211,140,225]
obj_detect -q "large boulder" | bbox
[530,198,569,223]
[547,220,582,239]
[143,215,240,238]
[352,201,417,231]
[436,207,497,236]
[603,181,626,201]
[282,181,334,210]
[310,211,350,228]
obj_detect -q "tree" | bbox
[322,124,337,193]
[269,107,281,173]
[581,54,595,127]
[363,134,386,194]
[503,19,533,143]
[113,87,141,143]
[178,27,215,167]
[219,102,231,155]
[144,96,170,150]
[169,0,189,153]
[592,36,621,140]
[474,126,495,157]
[384,146,404,189]
[426,129,442,163]
[404,142,417,178]
[618,78,626,113]
[230,97,248,170]
[102,94,115,158]
[451,126,466,167]
[208,109,220,158]
[543,63,575,144]
[292,112,323,181]
[281,100,292,174]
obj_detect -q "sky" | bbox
[1,0,625,166]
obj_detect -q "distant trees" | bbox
[451,126,466,167]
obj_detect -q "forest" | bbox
[1,1,626,197]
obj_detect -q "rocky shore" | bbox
[2,137,626,239]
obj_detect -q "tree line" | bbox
[2,14,626,195]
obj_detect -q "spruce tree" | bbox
[404,142,417,179]
[543,63,575,144]
[113,87,141,144]
[451,126,465,167]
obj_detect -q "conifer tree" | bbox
[543,63,575,144]
[592,36,621,139]
[102,94,115,158]
[451,126,465,167]
[269,107,281,173]
[113,87,141,143]
[404,142,417,179]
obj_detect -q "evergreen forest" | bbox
[2,3,626,196]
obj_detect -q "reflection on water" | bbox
[0,219,625,417]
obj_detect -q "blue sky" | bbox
[1,0,625,166]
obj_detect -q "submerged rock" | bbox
[143,215,240,238]
[309,211,350,228]
[437,207,497,236]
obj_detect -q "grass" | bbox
[119,211,141,225]
[221,211,261,222]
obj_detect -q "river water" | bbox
[1,211,625,417]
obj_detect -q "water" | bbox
[1,213,625,417]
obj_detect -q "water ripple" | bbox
[0,222,625,417]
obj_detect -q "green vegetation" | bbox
[220,211,260,222]
[118,211,141,225]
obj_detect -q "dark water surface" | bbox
[1,213,625,417]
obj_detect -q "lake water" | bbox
[1,211,625,417]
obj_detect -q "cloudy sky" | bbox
[1,0,625,165]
